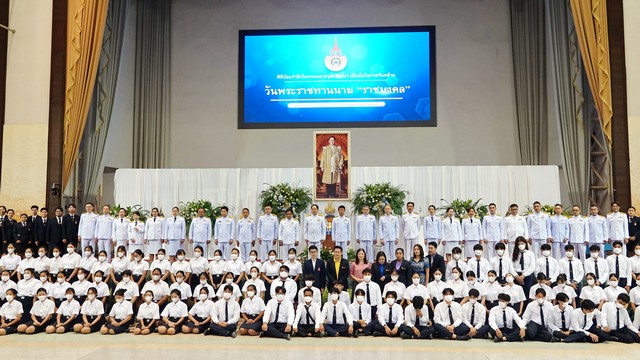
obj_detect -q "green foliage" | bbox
[298,247,357,262]
[351,182,407,217]
[259,183,313,219]
[525,204,573,217]
[108,204,149,222]
[438,198,488,220]
[178,200,232,232]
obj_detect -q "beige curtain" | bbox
[63,0,109,188]
[569,0,613,145]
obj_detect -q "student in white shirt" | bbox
[157,289,188,335]
[91,270,110,303]
[333,280,351,306]
[260,285,295,340]
[466,244,490,282]
[601,293,640,343]
[91,250,112,284]
[190,245,210,288]
[535,244,559,283]
[445,247,467,281]
[110,246,130,285]
[1,244,21,281]
[570,299,614,343]
[630,273,640,325]
[404,272,430,306]
[169,249,192,284]
[489,293,526,342]
[427,269,448,316]
[17,249,37,279]
[512,236,536,299]
[373,291,404,337]
[182,287,214,334]
[607,241,632,289]
[462,289,490,339]
[73,287,104,334]
[584,245,610,286]
[243,250,261,282]
[46,287,80,333]
[483,270,503,310]
[355,268,382,316]
[522,288,554,342]
[17,287,55,334]
[224,248,247,284]
[283,248,302,283]
[34,246,51,276]
[432,288,471,340]
[149,249,170,283]
[490,242,514,285]
[129,249,150,288]
[141,268,170,308]
[292,287,322,337]
[604,274,627,303]
[16,268,39,316]
[114,270,139,304]
[400,295,434,339]
[79,246,97,277]
[170,271,192,302]
[465,272,486,306]
[559,244,584,289]
[133,290,160,335]
[548,292,574,342]
[242,266,266,299]
[0,270,17,306]
[209,249,227,289]
[216,272,242,302]
[382,269,406,305]
[580,272,606,309]
[552,274,577,308]
[239,284,265,336]
[501,273,526,315]
[350,288,376,336]
[269,265,297,303]
[192,273,216,302]
[260,250,282,302]
[297,274,321,305]
[318,287,354,337]
[528,272,555,301]
[0,289,22,335]
[100,289,133,334]
[445,267,469,302]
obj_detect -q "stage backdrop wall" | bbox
[114,166,560,256]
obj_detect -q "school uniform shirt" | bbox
[0,280,17,300]
[522,300,554,326]
[356,214,377,242]
[257,214,278,241]
[57,299,81,317]
[141,281,170,302]
[600,302,639,332]
[483,280,503,302]
[331,215,351,243]
[236,217,256,244]
[382,281,406,300]
[403,305,430,328]
[38,281,52,295]
[71,280,91,296]
[242,279,266,295]
[16,278,40,297]
[209,259,227,276]
[552,284,577,302]
[17,258,37,273]
[0,300,23,320]
[270,278,298,302]
[630,254,640,274]
[446,279,469,299]
[144,217,164,241]
[482,214,504,243]
[466,257,491,281]
[112,217,130,242]
[79,256,97,272]
[293,301,321,328]
[61,252,81,270]
[606,254,632,281]
[403,284,430,302]
[489,306,525,330]
[603,286,627,303]
[423,215,442,240]
[319,300,353,325]
[215,283,242,300]
[500,284,526,304]
[30,298,55,317]
[93,282,110,298]
[240,296,266,316]
[282,260,302,277]
[349,301,373,324]
[110,256,130,274]
[278,218,299,244]
[214,216,235,244]
[462,217,484,240]
[49,281,71,299]
[588,215,608,244]
[244,260,262,274]
[434,301,464,327]
[584,257,610,285]
[114,280,140,300]
[528,284,555,301]
[513,250,536,276]
[441,217,462,242]
[580,285,607,304]
[490,255,516,279]
[261,261,282,277]
[466,280,486,297]
[190,257,210,276]
[263,299,295,324]
[297,286,322,305]
[91,260,111,275]
[548,305,574,332]
[426,280,448,302]
[163,216,185,240]
[109,300,134,319]
[377,303,404,327]
[535,256,559,283]
[136,302,160,320]
[568,215,589,244]
[193,284,216,299]
[462,301,487,328]
[304,214,326,243]
[527,212,551,239]
[338,291,351,306]
[629,286,640,305]
[33,256,50,274]
[607,212,629,241]
[559,257,585,284]
[81,299,105,316]
[48,256,63,275]
[160,300,188,319]
[78,213,98,239]
[571,308,603,334]
[129,258,150,276]
[402,212,421,240]
[355,280,383,307]
[170,259,192,275]
[94,215,113,239]
[169,281,192,300]
[223,258,246,276]
[189,299,214,318]
[128,220,145,244]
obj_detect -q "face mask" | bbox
[452,254,461,260]
[213,256,221,261]
[199,293,208,301]
[518,244,526,251]
[280,271,289,278]
[152,275,160,281]
[474,250,483,256]
[467,281,475,287]
[25,252,33,259]
[609,281,618,287]
[288,254,295,260]
[587,279,595,286]
[276,294,285,301]
[536,298,545,304]
[304,296,313,303]
[616,302,625,309]
[24,274,32,280]
[53,252,60,258]
[99,256,106,262]
[94,276,103,283]
[635,249,640,256]
[5,295,13,302]
[193,252,201,258]
[505,276,514,284]
[363,275,371,283]
[223,292,232,300]
[250,272,258,279]
[269,255,276,262]
[249,255,256,262]
[231,254,239,260]
[542,250,551,257]
[356,295,365,303]
[305,280,313,287]
[444,295,454,302]
[123,277,130,283]
[40,277,47,283]
[487,276,496,283]
[0,275,8,282]
[197,279,206,285]
[469,298,477,304]
[225,278,233,284]
[176,278,183,283]
[177,255,185,261]
[386,297,396,306]
[115,298,123,304]
[591,252,599,259]
[117,252,125,258]
[496,250,504,256]
[39,252,46,257]
[87,294,96,300]
[247,291,255,298]
[38,295,46,302]
[330,294,340,301]
[7,248,14,254]
[67,248,74,253]
[566,251,574,258]
[412,278,420,285]
[85,251,92,257]
[498,302,508,309]
[391,275,399,282]
[157,254,165,261]
[434,274,442,281]
[613,247,622,255]
[145,295,153,302]
[171,297,179,303]
[65,294,74,301]
[133,258,141,263]
[452,273,460,280]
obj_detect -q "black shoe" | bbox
[202,328,212,336]
[352,332,358,338]
[259,331,266,338]
[372,331,384,337]
[283,333,291,341]
[230,331,237,338]
[608,336,619,342]
[313,332,324,338]
[400,333,412,339]
[456,334,471,341]
[494,337,502,343]
[550,336,559,343]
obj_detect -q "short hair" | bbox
[473,244,483,251]
[533,201,541,206]
[497,293,511,302]
[334,245,343,252]
[613,240,623,247]
[509,203,518,208]
[274,286,286,294]
[303,288,314,296]
[495,242,506,250]
[170,289,181,298]
[564,244,574,251]
[611,201,619,207]
[580,299,595,310]
[541,244,551,251]
[223,284,234,293]
[442,288,454,296]
[488,203,496,207]
[589,245,601,252]
[618,293,631,303]
[407,202,414,207]
[279,265,290,272]
[309,245,318,251]
[221,206,229,212]
[355,289,365,296]
[386,291,397,299]
[555,292,569,303]
[428,241,438,248]
[428,205,436,210]
[535,288,546,296]
[31,205,39,210]
[466,270,476,278]
[311,204,318,210]
[452,247,462,254]
[412,296,424,308]
[468,289,480,298]
[338,205,345,211]
[114,289,127,297]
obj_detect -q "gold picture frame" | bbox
[314,131,350,201]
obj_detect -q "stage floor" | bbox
[0,333,633,360]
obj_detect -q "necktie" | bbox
[615,256,620,278]
[470,218,473,224]
[275,303,281,323]
[305,305,312,324]
[477,261,481,279]
[154,217,156,222]
[539,304,545,328]
[594,260,599,279]
[561,310,566,330]
[450,218,452,224]
[520,254,525,271]
[359,305,363,320]
[135,221,138,227]
[174,216,177,223]
[225,301,229,322]
[428,256,432,269]
[333,305,337,324]
[503,310,507,328]
[499,258,503,278]
[366,283,371,305]
[456,260,459,269]
[583,314,587,329]
[388,306,393,325]
[431,216,434,223]
[569,261,574,282]
[616,309,620,330]
[121,218,123,223]
[470,304,475,326]
[448,305,454,325]
[545,258,550,278]
[58,217,61,225]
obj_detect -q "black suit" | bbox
[303,258,327,290]
[46,217,66,254]
[371,261,391,289]
[13,222,32,254]
[62,214,80,253]
[387,259,413,287]
[628,216,640,256]
[425,253,446,282]
[2,217,15,253]
[33,217,48,248]
[326,257,349,287]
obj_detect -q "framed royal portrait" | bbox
[314,131,350,201]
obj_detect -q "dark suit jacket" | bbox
[46,217,66,249]
[426,253,446,282]
[62,214,80,243]
[303,258,327,289]
[2,218,15,243]
[387,259,413,287]
[371,261,391,289]
[13,222,32,245]
[326,257,349,287]
[33,217,48,246]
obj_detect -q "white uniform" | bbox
[424,215,442,246]
[568,215,589,261]
[379,214,399,259]
[78,213,98,251]
[549,215,569,257]
[112,217,130,252]
[356,214,377,261]
[462,217,484,258]
[127,220,145,254]
[401,212,421,259]
[503,215,528,252]
[558,256,584,284]
[189,217,212,258]
[214,216,235,259]
[584,257,610,285]
[535,255,560,282]
[304,214,326,249]
[278,218,300,255]
[527,211,551,257]
[144,217,164,256]
[94,215,114,261]
[236,217,256,262]
[331,215,351,258]
[163,216,186,256]
[606,254,632,284]
[257,214,278,262]
[441,217,462,255]
[588,215,608,257]
[607,212,629,253]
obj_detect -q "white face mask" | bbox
[386,297,396,306]
[444,295,454,302]
[65,294,74,301]
[634,249,640,256]
[199,293,208,301]
[176,278,183,283]
[542,250,551,257]
[152,275,160,281]
[98,256,106,262]
[200,279,207,285]
[84,251,92,257]
[304,296,313,303]
[536,298,545,304]
[157,254,165,261]
[249,255,257,262]
[279,271,289,278]
[87,294,96,300]
[434,274,442,281]
[363,275,371,283]
[566,251,574,258]
[38,295,46,302]
[53,252,60,258]
[391,275,399,282]
[496,249,505,256]
[505,276,514,284]
[94,277,102,283]
[178,255,186,261]
[288,254,296,260]
[225,278,233,284]
[452,254,461,260]
[38,252,46,257]
[5,295,13,302]
[194,252,203,259]
[452,273,460,280]
[609,281,618,287]
[330,293,339,301]
[487,276,496,283]
[223,292,232,300]
[412,278,420,285]
[616,302,625,310]
[269,255,276,262]
[498,302,508,309]
[591,252,599,259]
[171,297,179,303]
[24,274,32,280]
[276,294,285,301]
[305,280,313,287]
[587,279,595,286]
[1,275,9,282]
[231,254,239,260]
[613,247,622,255]
[213,256,221,261]
[7,248,14,254]
[356,295,365,303]
[467,280,475,287]
[25,252,33,259]
[123,277,130,283]
[117,252,125,258]
[67,248,74,253]
[518,244,526,251]
[115,298,123,304]
[247,291,255,298]
[474,250,483,256]
[145,295,153,302]
[250,272,258,279]
[469,298,477,304]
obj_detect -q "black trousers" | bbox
[324,323,349,337]
[353,319,377,335]
[373,322,400,337]
[264,322,289,338]
[611,327,640,343]
[433,323,470,339]
[400,324,434,339]
[489,327,522,342]
[525,322,552,342]
[295,323,316,337]
[207,322,237,337]
[470,324,492,338]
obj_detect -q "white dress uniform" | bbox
[467,257,491,281]
[535,254,560,282]
[513,250,536,279]
[630,254,640,275]
[355,214,377,262]
[257,214,278,262]
[441,216,462,255]
[80,298,105,317]
[78,212,98,251]
[527,211,551,257]
[127,220,145,254]
[606,254,632,285]
[144,217,164,256]
[603,285,627,303]
[568,215,589,261]
[278,218,300,255]
[163,216,186,257]
[549,215,569,258]
[57,299,81,317]
[236,217,256,262]
[94,215,114,261]
[401,212,421,259]
[588,215,608,257]
[331,215,351,258]
[462,217,484,259]
[0,254,20,272]
[112,217,130,253]
[403,283,429,302]
[423,214,442,246]
[304,214,326,249]
[559,256,585,284]
[189,217,212,258]
[224,258,247,277]
[0,300,23,321]
[169,281,192,300]
[49,281,71,300]
[503,215,528,252]
[33,256,50,275]
[379,214,399,259]
[214,216,235,260]
[584,256,610,285]
[607,211,629,253]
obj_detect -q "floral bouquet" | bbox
[259,183,313,218]
[351,182,407,217]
